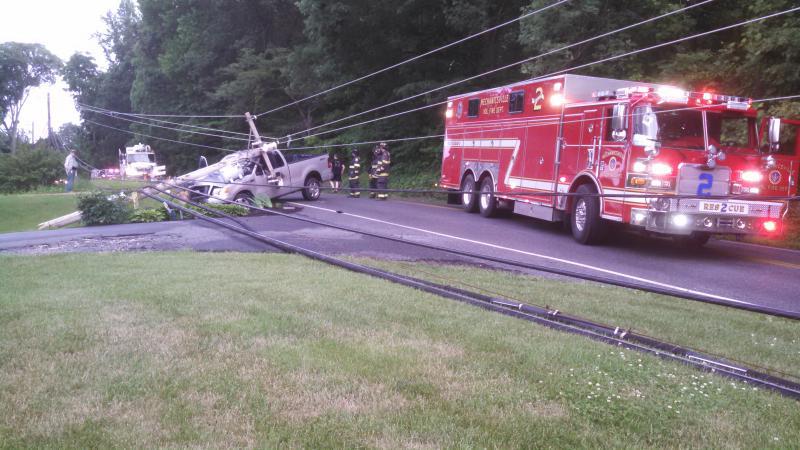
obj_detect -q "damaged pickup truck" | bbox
[177,112,332,205]
[176,141,332,205]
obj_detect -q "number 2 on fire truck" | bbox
[697,173,713,196]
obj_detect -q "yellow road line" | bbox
[747,257,800,270]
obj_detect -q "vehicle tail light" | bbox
[763,220,778,233]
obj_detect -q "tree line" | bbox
[2,0,798,176]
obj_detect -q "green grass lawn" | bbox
[0,193,79,233]
[1,252,798,448]
[0,179,165,233]
[357,258,800,379]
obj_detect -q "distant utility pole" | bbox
[47,93,53,148]
[31,121,34,143]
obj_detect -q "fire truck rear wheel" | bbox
[303,175,321,201]
[571,184,606,245]
[479,177,498,218]
[461,173,479,213]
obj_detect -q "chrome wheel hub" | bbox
[574,199,587,232]
[462,181,474,205]
[480,184,491,209]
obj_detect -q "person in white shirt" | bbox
[64,150,79,192]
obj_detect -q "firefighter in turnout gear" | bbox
[348,148,361,198]
[369,145,380,198]
[376,142,391,200]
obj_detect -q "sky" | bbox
[0,0,120,142]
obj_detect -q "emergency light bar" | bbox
[592,86,751,110]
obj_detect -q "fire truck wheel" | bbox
[303,175,322,201]
[461,173,479,213]
[234,192,255,206]
[571,184,606,245]
[479,177,498,217]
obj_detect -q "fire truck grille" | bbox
[717,217,735,228]
[676,165,730,196]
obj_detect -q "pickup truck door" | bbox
[264,150,290,198]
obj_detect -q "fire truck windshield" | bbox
[634,107,756,152]
[127,153,154,163]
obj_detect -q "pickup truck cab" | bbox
[177,142,332,205]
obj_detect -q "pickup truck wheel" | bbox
[234,192,255,206]
[478,177,498,218]
[303,176,321,201]
[461,173,479,213]
[570,184,606,245]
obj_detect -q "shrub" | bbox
[0,149,64,193]
[182,202,250,218]
[77,191,131,225]
[129,207,170,223]
[254,195,272,209]
[205,203,250,217]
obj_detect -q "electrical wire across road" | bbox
[112,179,798,318]
[139,183,800,399]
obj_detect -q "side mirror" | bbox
[768,117,781,152]
[611,104,627,135]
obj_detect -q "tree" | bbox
[63,0,141,169]
[0,42,61,153]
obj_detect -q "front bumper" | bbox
[633,197,784,235]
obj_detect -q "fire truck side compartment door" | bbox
[558,110,584,181]
[580,109,603,174]
[760,117,800,196]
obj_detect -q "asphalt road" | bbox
[2,192,798,313]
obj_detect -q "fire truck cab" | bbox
[440,74,798,245]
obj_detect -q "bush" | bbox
[0,149,65,193]
[254,195,272,209]
[205,203,250,217]
[77,191,131,225]
[182,202,250,218]
[129,207,170,223]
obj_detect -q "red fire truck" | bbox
[440,74,799,245]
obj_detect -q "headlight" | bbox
[650,162,673,176]
[671,214,689,227]
[740,170,763,183]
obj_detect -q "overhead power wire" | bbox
[254,0,570,118]
[282,0,716,141]
[81,105,251,142]
[84,119,235,153]
[83,91,800,159]
[78,103,252,138]
[280,93,800,152]
[286,3,800,145]
[140,185,800,397]
[109,1,567,120]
